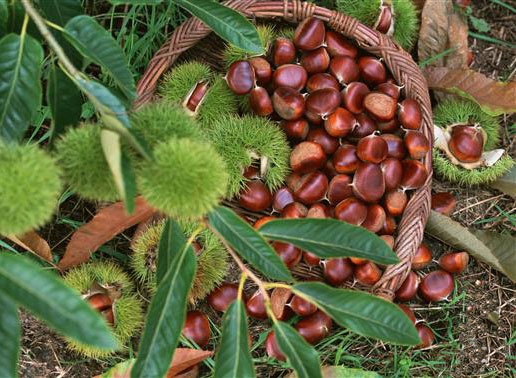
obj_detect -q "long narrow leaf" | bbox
[259,219,399,265]
[131,219,196,378]
[292,282,420,345]
[176,0,263,54]
[0,292,19,378]
[214,299,255,378]
[273,322,322,378]
[0,253,117,350]
[208,206,293,282]
[156,218,183,285]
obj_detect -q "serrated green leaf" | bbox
[292,282,420,345]
[131,219,196,378]
[100,129,136,213]
[47,63,82,139]
[0,0,7,37]
[64,15,135,101]
[0,33,43,143]
[208,206,293,282]
[0,292,19,378]
[273,321,322,378]
[175,0,263,54]
[259,219,399,265]
[214,299,255,378]
[0,253,117,350]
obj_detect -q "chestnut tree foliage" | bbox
[0,0,419,377]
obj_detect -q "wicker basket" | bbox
[134,0,433,301]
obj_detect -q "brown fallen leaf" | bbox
[418,0,452,66]
[490,166,516,198]
[444,12,469,69]
[58,196,155,269]
[172,365,199,378]
[423,67,516,115]
[7,230,52,262]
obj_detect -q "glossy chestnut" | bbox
[404,130,430,160]
[375,5,393,34]
[381,158,403,191]
[272,64,308,91]
[238,180,273,212]
[273,38,297,66]
[289,295,317,317]
[448,125,484,163]
[273,187,295,213]
[333,144,359,174]
[334,197,368,225]
[183,311,210,347]
[400,159,428,189]
[325,30,358,58]
[376,82,401,99]
[293,17,326,51]
[207,283,240,312]
[358,56,387,85]
[101,308,115,326]
[419,270,454,302]
[295,311,333,344]
[327,174,353,205]
[439,251,469,274]
[357,134,388,164]
[431,192,457,216]
[352,162,386,203]
[354,261,382,286]
[351,113,377,139]
[381,134,407,160]
[380,235,395,249]
[384,190,407,216]
[329,56,360,84]
[323,258,353,286]
[249,87,273,116]
[342,82,370,114]
[290,141,326,173]
[291,171,329,205]
[253,216,276,230]
[395,271,420,302]
[265,331,286,360]
[324,107,356,138]
[273,241,302,268]
[416,324,435,348]
[307,203,331,218]
[272,87,305,121]
[398,99,422,130]
[398,303,416,324]
[376,117,400,133]
[304,251,321,266]
[412,243,432,270]
[226,60,255,95]
[249,57,272,86]
[306,73,340,93]
[380,215,397,235]
[305,88,342,121]
[323,159,339,179]
[281,118,310,141]
[281,202,308,218]
[88,293,112,312]
[301,47,330,74]
[364,92,397,121]
[184,81,210,114]
[307,128,340,155]
[246,290,268,319]
[361,204,387,233]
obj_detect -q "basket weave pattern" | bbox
[135,0,433,301]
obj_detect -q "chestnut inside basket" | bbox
[135,0,433,301]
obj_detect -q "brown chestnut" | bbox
[333,144,359,174]
[301,47,330,74]
[400,159,428,189]
[325,31,358,58]
[306,73,340,93]
[273,241,302,269]
[349,257,367,265]
[376,118,400,133]
[380,215,397,235]
[183,311,210,347]
[273,64,308,91]
[281,202,308,218]
[412,243,432,270]
[226,60,255,95]
[380,235,395,249]
[289,295,317,317]
[307,203,330,218]
[246,290,268,319]
[281,118,310,141]
[272,87,305,120]
[273,187,295,213]
[323,258,353,286]
[293,17,326,51]
[184,81,210,114]
[404,130,430,160]
[290,141,326,173]
[416,324,435,348]
[384,190,407,217]
[375,5,393,34]
[448,125,484,163]
[334,197,368,225]
[381,134,407,160]
[376,82,401,100]
[364,92,397,121]
[395,271,420,302]
[323,159,338,179]
[438,251,469,274]
[398,303,416,324]
[356,134,388,164]
[291,171,329,205]
[295,311,333,344]
[304,251,321,266]
[431,192,457,216]
[361,204,387,233]
[207,283,240,312]
[342,82,370,114]
[249,87,273,116]
[307,128,340,155]
[254,216,276,231]
[398,98,422,130]
[271,287,293,321]
[351,113,377,139]
[329,56,360,84]
[266,331,286,360]
[305,88,342,121]
[358,56,387,85]
[352,162,385,203]
[101,308,115,326]
[88,294,112,312]
[354,261,382,286]
[273,38,296,66]
[238,180,272,212]
[419,270,454,302]
[324,107,356,138]
[327,174,353,205]
[249,57,272,86]
[381,158,403,191]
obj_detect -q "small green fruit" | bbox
[223,25,276,67]
[209,115,291,198]
[0,143,61,236]
[55,125,120,202]
[137,138,228,218]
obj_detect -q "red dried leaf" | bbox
[173,365,199,378]
[8,230,52,262]
[424,67,516,115]
[58,197,155,269]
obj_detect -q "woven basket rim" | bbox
[135,0,433,301]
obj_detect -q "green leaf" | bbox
[490,166,516,198]
[131,219,196,378]
[109,0,162,4]
[100,129,137,213]
[47,63,82,139]
[425,211,516,282]
[214,299,255,378]
[273,321,322,378]
[0,292,19,378]
[64,15,135,101]
[285,366,382,378]
[0,253,117,350]
[0,0,7,37]
[208,206,293,282]
[292,282,420,345]
[100,359,135,377]
[259,219,399,265]
[156,218,185,285]
[469,16,490,33]
[0,33,43,143]
[175,0,263,54]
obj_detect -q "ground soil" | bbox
[15,0,515,377]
